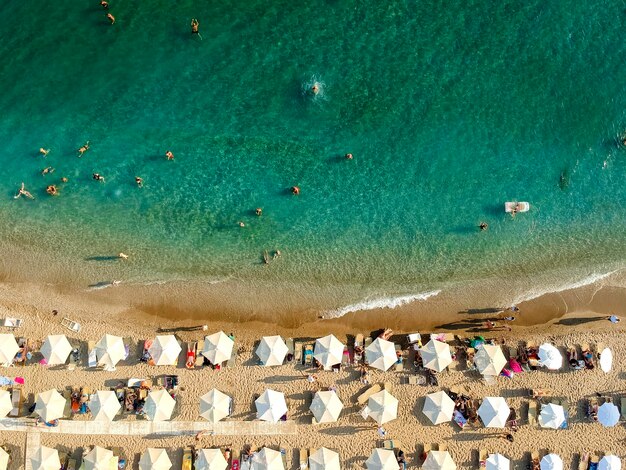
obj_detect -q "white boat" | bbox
[505,202,530,213]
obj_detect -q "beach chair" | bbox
[280,448,287,470]
[465,348,475,370]
[438,444,447,452]
[342,345,350,367]
[394,344,404,372]
[527,400,537,425]
[195,340,205,367]
[87,341,97,368]
[353,334,364,365]
[227,343,237,368]
[186,342,196,369]
[620,397,626,421]
[384,382,393,394]
[286,338,295,363]
[62,389,72,418]
[578,453,590,470]
[66,457,77,470]
[478,449,488,468]
[231,450,240,470]
[61,317,81,332]
[364,336,373,360]
[587,397,598,422]
[590,454,600,470]
[581,343,595,369]
[421,444,432,463]
[530,452,540,470]
[357,384,382,405]
[3,317,23,329]
[9,388,21,417]
[182,446,193,470]
[299,449,308,470]
[303,344,314,366]
[294,341,303,364]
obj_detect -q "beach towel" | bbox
[500,368,514,379]
[509,358,523,373]
[453,410,467,428]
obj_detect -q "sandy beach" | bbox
[0,281,624,470]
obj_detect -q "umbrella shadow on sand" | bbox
[555,316,605,326]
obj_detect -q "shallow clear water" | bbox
[1,0,625,311]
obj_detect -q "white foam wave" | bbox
[322,290,441,319]
[512,270,619,305]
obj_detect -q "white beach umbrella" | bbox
[0,446,8,470]
[365,449,399,470]
[0,390,12,418]
[474,344,507,376]
[149,335,182,366]
[202,331,234,365]
[256,336,289,366]
[538,403,566,429]
[422,390,455,425]
[423,451,456,470]
[365,338,397,371]
[35,389,66,422]
[255,389,287,422]
[420,339,453,372]
[538,343,563,370]
[599,455,621,470]
[30,446,61,470]
[309,448,340,470]
[486,454,510,470]
[83,446,115,470]
[0,334,19,365]
[310,390,344,423]
[598,402,620,427]
[478,397,510,428]
[314,335,345,370]
[95,334,126,369]
[90,390,121,422]
[600,348,613,373]
[540,454,563,470]
[41,334,72,366]
[139,448,172,470]
[145,389,176,421]
[252,448,284,470]
[195,449,228,470]
[367,389,398,425]
[199,389,232,423]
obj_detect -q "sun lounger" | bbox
[581,343,595,370]
[620,397,626,421]
[394,344,404,372]
[227,343,237,368]
[587,397,598,422]
[465,348,475,370]
[299,449,308,470]
[294,342,303,364]
[438,444,447,452]
[353,334,364,365]
[527,400,537,425]
[195,340,205,367]
[530,452,540,470]
[231,450,240,470]
[3,317,23,329]
[280,448,288,470]
[286,338,295,363]
[342,345,350,367]
[364,336,373,353]
[182,447,193,470]
[62,389,72,418]
[589,454,600,470]
[384,382,393,393]
[478,449,488,468]
[357,384,382,405]
[186,342,196,369]
[61,317,81,332]
[304,344,313,366]
[578,453,590,470]
[9,387,21,417]
[87,341,97,368]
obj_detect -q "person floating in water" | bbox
[14,182,34,199]
[191,19,202,39]
[93,173,105,182]
[39,148,50,157]
[61,177,69,183]
[77,141,90,157]
[345,153,353,160]
[46,185,58,196]
[479,222,488,231]
[41,167,55,176]
[311,83,320,95]
[107,13,115,24]
[165,150,174,160]
[291,186,300,195]
[255,208,262,216]
[100,0,109,8]
[135,176,143,187]
[238,221,245,228]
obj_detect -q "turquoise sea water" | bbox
[1,1,625,314]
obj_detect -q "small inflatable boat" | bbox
[505,202,530,213]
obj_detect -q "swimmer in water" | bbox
[479,222,488,231]
[273,249,281,259]
[238,221,245,228]
[61,177,69,183]
[165,150,174,160]
[345,153,353,160]
[191,18,199,34]
[311,83,320,95]
[39,148,50,157]
[14,182,34,199]
[291,186,300,195]
[46,185,58,196]
[77,141,90,157]
[92,173,105,182]
[255,208,262,216]
[135,176,143,187]
[100,0,109,8]
[107,13,115,24]
[41,167,55,175]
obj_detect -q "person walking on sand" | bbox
[77,141,90,157]
[165,150,174,160]
[39,148,50,157]
[107,13,115,24]
[14,182,34,199]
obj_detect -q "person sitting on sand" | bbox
[165,150,174,160]
[77,141,90,157]
[41,167,54,175]
[39,147,50,157]
[46,185,58,196]
[14,182,34,199]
